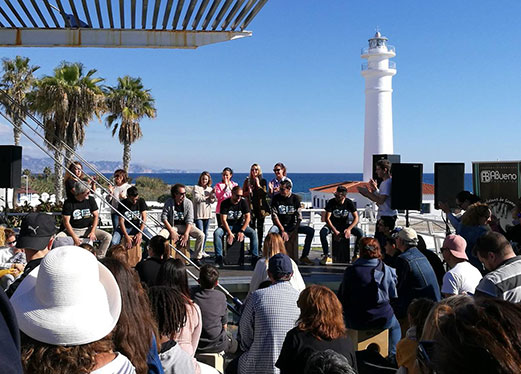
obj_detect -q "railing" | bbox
[361,45,395,55]
[361,60,396,71]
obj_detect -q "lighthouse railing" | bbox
[361,45,395,55]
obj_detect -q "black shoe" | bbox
[192,259,202,267]
[215,256,224,268]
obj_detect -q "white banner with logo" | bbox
[473,161,521,231]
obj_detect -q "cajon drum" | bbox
[195,352,224,373]
[123,235,142,267]
[284,230,299,262]
[170,239,190,264]
[225,239,244,266]
[346,328,389,357]
[332,237,350,263]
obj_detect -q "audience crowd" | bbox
[1,159,521,373]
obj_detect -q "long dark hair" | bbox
[148,235,170,261]
[100,258,158,374]
[148,286,188,338]
[155,258,191,299]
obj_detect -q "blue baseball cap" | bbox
[268,253,293,277]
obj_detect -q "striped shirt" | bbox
[475,256,521,302]
[238,281,300,374]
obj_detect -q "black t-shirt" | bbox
[271,193,301,231]
[117,197,148,228]
[173,203,186,225]
[325,197,356,231]
[220,198,250,226]
[276,328,358,374]
[62,196,98,229]
[136,257,162,287]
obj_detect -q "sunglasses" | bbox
[176,192,186,196]
[273,168,281,172]
[6,240,16,246]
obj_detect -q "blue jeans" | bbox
[383,314,402,357]
[111,225,153,246]
[195,218,210,251]
[111,212,119,231]
[213,224,258,258]
[269,225,315,258]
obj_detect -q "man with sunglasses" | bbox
[161,183,205,263]
[213,186,259,268]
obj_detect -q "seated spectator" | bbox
[106,169,131,231]
[6,213,55,298]
[418,297,521,374]
[439,190,480,230]
[249,233,305,295]
[56,181,112,257]
[505,202,521,251]
[395,298,434,374]
[136,235,170,287]
[276,285,357,374]
[0,228,26,289]
[474,232,521,302]
[382,234,400,268]
[192,264,237,354]
[156,259,203,374]
[160,184,205,263]
[337,237,401,357]
[417,235,445,287]
[100,258,163,374]
[112,186,151,248]
[270,180,315,265]
[228,254,300,374]
[374,216,397,252]
[148,286,195,374]
[10,246,134,374]
[391,228,441,320]
[78,242,96,255]
[304,350,356,374]
[213,186,259,268]
[105,244,130,265]
[0,288,22,373]
[456,202,491,271]
[440,234,482,297]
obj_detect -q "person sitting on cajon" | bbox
[270,180,314,264]
[160,183,205,264]
[213,186,259,268]
[320,186,360,265]
[112,186,151,249]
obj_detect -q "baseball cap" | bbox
[16,213,56,250]
[396,227,418,245]
[442,234,468,260]
[268,253,293,277]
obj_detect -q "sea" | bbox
[122,173,474,202]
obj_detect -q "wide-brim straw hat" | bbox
[11,246,121,346]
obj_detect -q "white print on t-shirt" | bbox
[332,209,350,218]
[124,210,140,220]
[227,210,243,220]
[277,205,296,215]
[173,211,185,221]
[72,209,92,220]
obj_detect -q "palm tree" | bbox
[105,76,156,172]
[0,56,39,145]
[28,62,105,200]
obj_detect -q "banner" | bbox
[473,161,521,231]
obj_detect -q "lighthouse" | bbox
[361,31,396,182]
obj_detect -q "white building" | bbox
[361,31,397,182]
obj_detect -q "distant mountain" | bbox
[22,156,189,174]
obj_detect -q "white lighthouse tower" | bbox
[361,31,396,182]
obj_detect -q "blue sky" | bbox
[2,0,521,173]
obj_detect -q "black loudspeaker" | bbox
[0,145,22,188]
[434,163,465,210]
[391,163,423,211]
[373,154,401,184]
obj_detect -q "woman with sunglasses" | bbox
[243,164,269,250]
[268,162,293,199]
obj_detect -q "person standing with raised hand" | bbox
[214,168,238,227]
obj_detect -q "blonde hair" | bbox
[461,202,491,226]
[262,233,287,259]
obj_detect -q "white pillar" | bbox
[361,32,396,181]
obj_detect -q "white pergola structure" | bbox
[0,0,268,48]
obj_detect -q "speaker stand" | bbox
[405,210,410,227]
[445,212,451,235]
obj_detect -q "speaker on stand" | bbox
[0,145,22,215]
[435,163,465,234]
[391,163,423,227]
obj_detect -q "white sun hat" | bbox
[10,245,121,346]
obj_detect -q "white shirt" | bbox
[441,261,483,295]
[91,352,136,374]
[376,178,398,218]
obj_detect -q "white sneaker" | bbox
[201,251,211,258]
